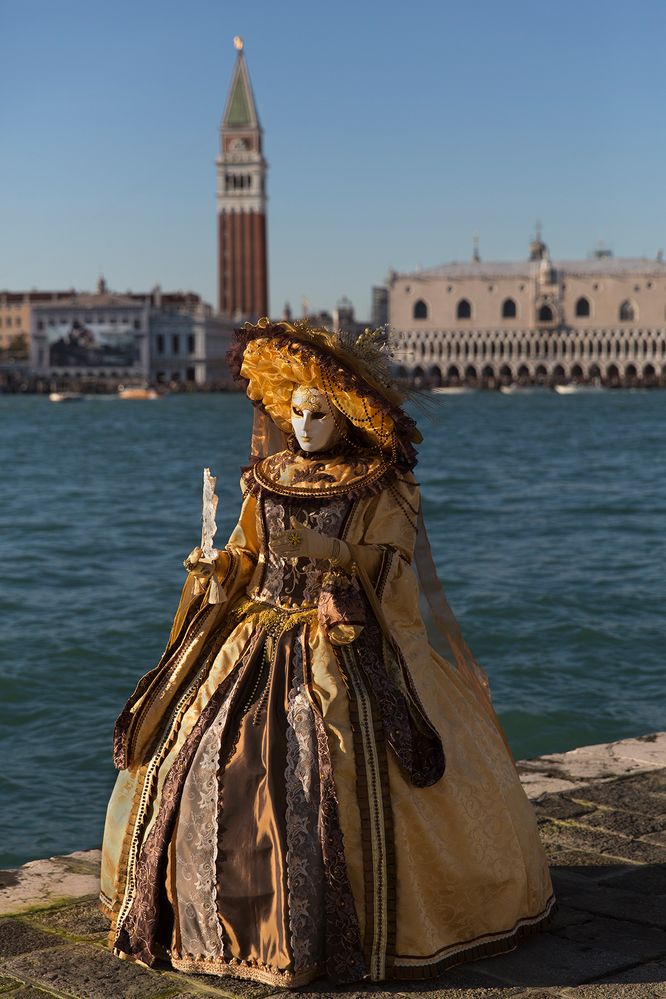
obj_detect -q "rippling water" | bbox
[1,390,664,867]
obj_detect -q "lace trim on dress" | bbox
[302,629,367,983]
[113,640,262,967]
[173,671,244,960]
[284,636,325,971]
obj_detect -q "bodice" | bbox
[247,493,354,609]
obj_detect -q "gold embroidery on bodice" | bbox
[248,494,353,609]
[250,449,390,499]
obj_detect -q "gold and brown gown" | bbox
[100,447,554,988]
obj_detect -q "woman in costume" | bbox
[101,318,554,988]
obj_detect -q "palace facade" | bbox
[388,236,666,387]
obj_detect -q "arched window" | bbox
[413,299,428,320]
[619,300,636,321]
[501,297,517,318]
[538,304,553,322]
[575,296,590,317]
[456,298,471,319]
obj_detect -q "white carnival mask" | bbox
[291,385,339,452]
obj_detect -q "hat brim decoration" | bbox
[227,317,421,472]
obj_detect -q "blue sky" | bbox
[1,0,665,319]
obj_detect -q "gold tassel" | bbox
[207,577,226,605]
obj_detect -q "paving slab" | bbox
[560,959,666,997]
[169,988,277,999]
[532,797,597,821]
[461,931,649,988]
[0,977,23,994]
[547,905,594,932]
[0,851,101,916]
[551,870,666,929]
[1,942,178,999]
[9,988,69,999]
[542,850,628,875]
[25,898,109,941]
[517,732,666,791]
[576,805,666,838]
[551,912,666,965]
[274,987,529,999]
[538,818,666,863]
[602,862,666,896]
[643,829,666,846]
[561,777,666,816]
[0,918,61,959]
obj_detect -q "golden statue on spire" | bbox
[233,36,244,51]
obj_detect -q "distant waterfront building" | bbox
[294,296,369,337]
[30,280,148,381]
[0,290,75,355]
[26,278,234,386]
[216,38,268,320]
[388,235,666,387]
[371,285,389,329]
[149,296,234,386]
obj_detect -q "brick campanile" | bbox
[216,38,268,320]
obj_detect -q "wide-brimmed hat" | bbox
[227,317,421,470]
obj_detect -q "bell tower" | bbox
[216,37,268,319]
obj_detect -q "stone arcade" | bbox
[389,234,666,388]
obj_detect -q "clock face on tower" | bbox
[228,137,248,152]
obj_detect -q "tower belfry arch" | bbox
[216,37,268,320]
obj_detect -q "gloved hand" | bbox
[183,546,216,579]
[183,546,227,605]
[269,515,349,564]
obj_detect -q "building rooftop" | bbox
[32,293,143,310]
[398,256,666,281]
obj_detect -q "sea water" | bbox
[0,390,663,866]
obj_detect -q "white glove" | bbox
[269,515,349,565]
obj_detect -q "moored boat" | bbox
[554,381,605,394]
[431,385,478,394]
[117,385,160,400]
[48,391,84,403]
[500,384,551,394]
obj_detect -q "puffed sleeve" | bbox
[316,474,419,647]
[345,473,420,592]
[334,473,446,787]
[113,483,261,770]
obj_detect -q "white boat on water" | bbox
[431,386,477,395]
[500,384,550,395]
[554,381,605,394]
[48,391,84,403]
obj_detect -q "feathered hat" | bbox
[227,316,422,471]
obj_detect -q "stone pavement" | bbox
[1,732,665,999]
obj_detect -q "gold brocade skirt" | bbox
[101,603,555,988]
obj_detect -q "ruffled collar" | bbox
[245,447,394,499]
